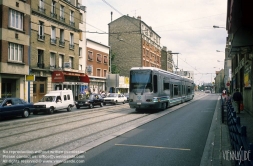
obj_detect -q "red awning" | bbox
[52,71,90,83]
[52,71,65,83]
[80,75,90,83]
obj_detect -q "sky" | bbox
[81,0,228,85]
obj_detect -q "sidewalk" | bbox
[201,95,253,166]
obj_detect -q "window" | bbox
[59,29,64,46]
[51,0,57,18]
[51,26,56,44]
[174,85,179,96]
[69,57,73,69]
[79,47,82,57]
[104,70,107,77]
[70,10,74,26]
[50,52,56,68]
[69,33,74,49]
[60,5,65,21]
[80,13,83,23]
[97,54,102,63]
[104,56,108,64]
[79,64,82,70]
[59,54,64,68]
[37,50,44,68]
[40,84,45,93]
[8,43,23,62]
[97,69,101,77]
[88,51,93,60]
[153,75,158,93]
[39,0,45,13]
[38,21,44,40]
[163,79,170,90]
[9,9,23,30]
[64,95,67,101]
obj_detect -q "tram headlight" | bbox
[158,99,161,102]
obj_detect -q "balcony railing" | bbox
[38,6,46,13]
[59,40,65,47]
[70,21,75,27]
[50,38,57,45]
[69,44,74,50]
[59,16,65,22]
[37,63,45,68]
[50,12,57,19]
[37,34,45,41]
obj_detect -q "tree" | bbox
[110,51,120,74]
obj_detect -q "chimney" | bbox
[137,16,141,20]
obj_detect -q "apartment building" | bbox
[0,0,30,100]
[30,0,88,102]
[108,15,161,77]
[86,39,109,93]
[161,47,174,72]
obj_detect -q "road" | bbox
[60,93,218,166]
[0,92,216,166]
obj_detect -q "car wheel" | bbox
[89,103,93,109]
[123,101,125,104]
[48,107,54,114]
[67,105,72,112]
[114,101,117,105]
[100,102,103,107]
[22,109,29,118]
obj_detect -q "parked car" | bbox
[103,93,127,105]
[0,98,34,119]
[75,93,104,109]
[123,93,129,102]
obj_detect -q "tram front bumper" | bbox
[129,102,161,109]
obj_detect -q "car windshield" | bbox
[39,96,56,102]
[108,93,118,97]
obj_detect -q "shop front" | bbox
[52,71,90,101]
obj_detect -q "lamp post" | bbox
[170,52,180,71]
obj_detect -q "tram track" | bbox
[0,104,130,131]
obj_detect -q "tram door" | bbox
[33,78,47,103]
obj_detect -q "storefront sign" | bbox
[52,71,65,83]
[25,75,35,81]
[244,65,251,88]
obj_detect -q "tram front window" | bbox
[130,70,153,93]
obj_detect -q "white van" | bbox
[33,90,75,114]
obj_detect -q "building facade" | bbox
[161,47,173,72]
[226,0,253,115]
[86,39,109,94]
[108,15,161,77]
[30,0,88,102]
[0,0,30,100]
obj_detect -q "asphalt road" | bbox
[61,94,218,166]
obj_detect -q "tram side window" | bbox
[163,80,170,90]
[153,75,158,93]
[174,85,179,96]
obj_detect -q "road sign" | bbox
[226,82,230,86]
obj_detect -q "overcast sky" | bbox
[82,0,227,85]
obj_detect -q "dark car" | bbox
[0,98,34,119]
[75,94,104,109]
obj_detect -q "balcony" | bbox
[37,63,45,68]
[37,34,45,41]
[38,6,45,14]
[59,40,65,47]
[70,21,75,27]
[69,44,74,50]
[59,16,65,22]
[50,12,57,19]
[50,38,57,45]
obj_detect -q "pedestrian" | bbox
[232,89,243,114]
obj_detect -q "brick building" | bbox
[108,15,161,77]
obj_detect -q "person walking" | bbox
[232,89,243,114]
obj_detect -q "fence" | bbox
[225,98,253,165]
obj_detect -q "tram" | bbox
[129,67,195,111]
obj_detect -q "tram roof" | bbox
[130,67,194,83]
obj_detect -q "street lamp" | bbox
[170,52,180,71]
[213,25,225,29]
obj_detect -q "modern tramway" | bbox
[129,67,195,111]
